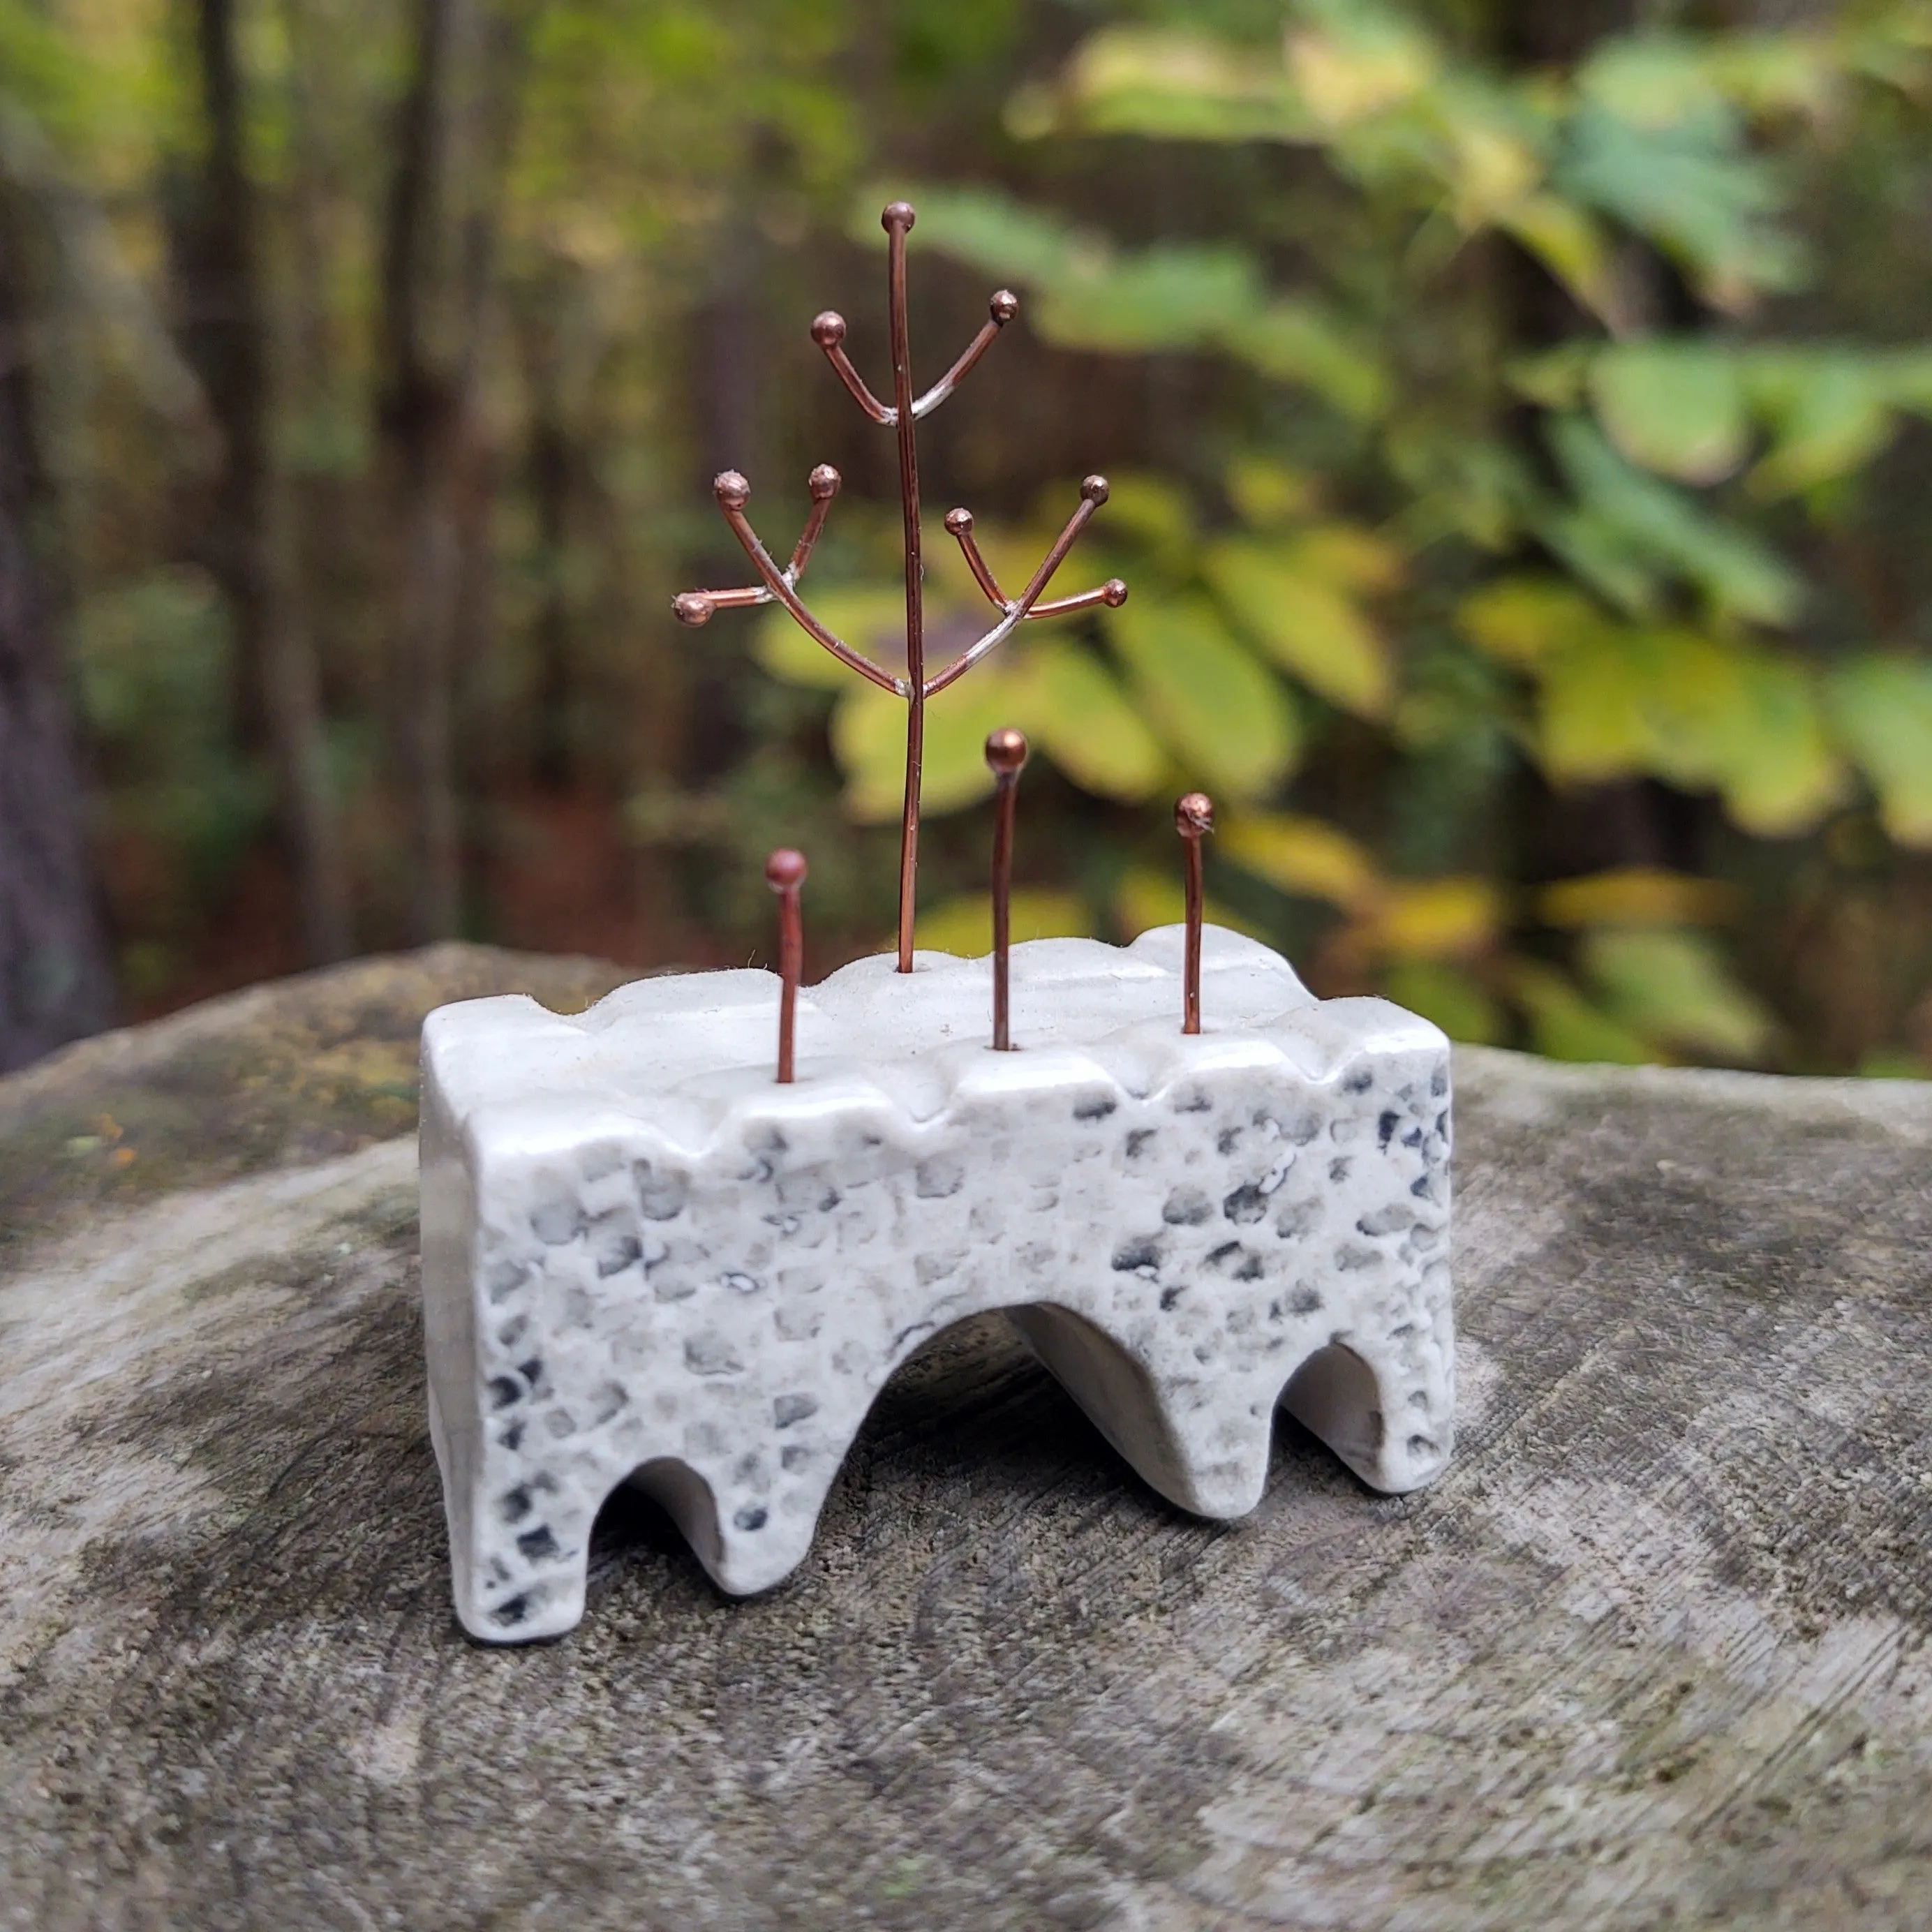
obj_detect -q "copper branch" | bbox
[672,468,906,697]
[924,477,1124,699]
[812,289,1019,429]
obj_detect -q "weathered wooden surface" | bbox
[3,947,1930,1931]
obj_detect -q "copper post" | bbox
[1175,792,1214,1035]
[766,847,807,1083]
[884,202,923,973]
[985,728,1028,1050]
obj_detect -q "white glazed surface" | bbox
[420,926,1454,1642]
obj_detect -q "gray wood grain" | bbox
[3,949,1930,1931]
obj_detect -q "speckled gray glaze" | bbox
[419,926,1454,1642]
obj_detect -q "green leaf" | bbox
[1513,961,1657,1064]
[1556,88,1805,307]
[1035,245,1264,354]
[1742,349,1894,497]
[1006,641,1168,803]
[852,183,1078,283]
[1381,960,1505,1045]
[1545,415,1805,625]
[1107,595,1300,799]
[1204,535,1395,718]
[1582,927,1774,1061]
[757,589,905,692]
[1057,27,1312,144]
[1219,302,1390,419]
[916,889,1093,956]
[1590,340,1750,483]
[1827,655,1932,845]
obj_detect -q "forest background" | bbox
[6,0,1932,1078]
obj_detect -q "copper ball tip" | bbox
[881,200,916,232]
[1080,475,1110,505]
[1101,578,1129,607]
[984,727,1029,778]
[765,847,808,892]
[808,463,841,500]
[990,288,1020,323]
[810,311,846,348]
[672,592,714,627]
[714,470,750,509]
[1175,792,1214,838]
[944,506,974,536]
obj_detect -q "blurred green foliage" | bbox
[5,0,1932,1067]
[759,1,1932,1070]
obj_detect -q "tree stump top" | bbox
[3,948,1930,1930]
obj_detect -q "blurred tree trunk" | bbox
[0,195,114,1071]
[378,0,532,942]
[173,0,350,963]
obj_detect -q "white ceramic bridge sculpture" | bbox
[419,200,1453,1643]
[420,925,1455,1643]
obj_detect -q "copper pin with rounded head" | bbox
[766,847,808,1083]
[986,729,1029,1050]
[1175,792,1214,1035]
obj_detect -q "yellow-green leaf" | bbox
[829,673,1018,824]
[1381,960,1505,1044]
[1513,961,1657,1065]
[1007,641,1168,802]
[1367,877,1503,960]
[1582,927,1774,1062]
[1286,13,1436,127]
[1112,867,1265,942]
[757,588,906,692]
[1108,593,1300,798]
[1590,341,1750,484]
[1291,523,1406,593]
[1205,537,1394,719]
[1827,655,1932,845]
[1225,456,1319,529]
[1499,195,1623,327]
[1536,630,1651,781]
[1219,812,1379,909]
[1713,653,1841,835]
[916,889,1093,957]
[828,683,911,823]
[1744,351,1894,498]
[1456,577,1600,668]
[1538,867,1737,929]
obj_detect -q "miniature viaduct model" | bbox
[418,201,1455,1643]
[421,930,1453,1642]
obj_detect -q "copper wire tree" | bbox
[674,200,1127,973]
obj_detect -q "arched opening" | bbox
[1279,1342,1386,1481]
[1002,1302,1201,1510]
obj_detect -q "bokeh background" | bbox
[6,0,1932,1076]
